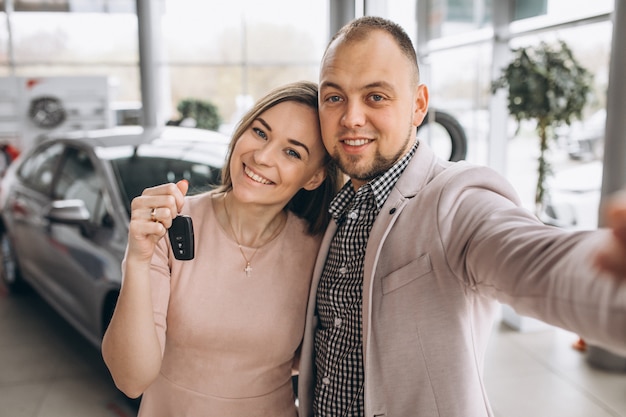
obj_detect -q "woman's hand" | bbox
[103,179,189,398]
[126,180,189,263]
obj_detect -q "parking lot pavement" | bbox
[0,284,137,417]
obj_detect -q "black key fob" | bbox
[168,215,194,260]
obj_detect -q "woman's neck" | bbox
[216,191,287,248]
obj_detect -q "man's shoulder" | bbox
[397,158,520,206]
[419,160,507,188]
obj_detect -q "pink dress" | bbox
[135,192,321,417]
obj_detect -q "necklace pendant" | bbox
[244,263,252,277]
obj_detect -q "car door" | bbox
[7,142,65,292]
[43,145,119,337]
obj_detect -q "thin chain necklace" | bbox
[223,193,284,277]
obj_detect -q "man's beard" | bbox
[332,128,414,184]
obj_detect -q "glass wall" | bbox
[161,0,328,128]
[0,3,140,148]
[420,43,494,164]
[504,19,612,223]
[0,0,615,199]
[2,11,139,97]
[416,0,613,223]
[426,0,493,39]
[0,0,328,147]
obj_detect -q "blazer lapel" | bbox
[361,140,446,357]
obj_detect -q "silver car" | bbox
[0,125,229,347]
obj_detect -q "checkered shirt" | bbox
[313,140,419,417]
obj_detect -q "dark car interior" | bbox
[112,156,223,214]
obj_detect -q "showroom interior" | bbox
[0,0,625,416]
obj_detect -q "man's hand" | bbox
[595,191,626,278]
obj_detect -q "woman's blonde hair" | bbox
[217,80,342,235]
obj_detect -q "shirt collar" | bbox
[329,140,419,220]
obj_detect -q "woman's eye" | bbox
[286,149,301,159]
[253,127,267,140]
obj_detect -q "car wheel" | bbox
[0,231,28,293]
[417,110,468,162]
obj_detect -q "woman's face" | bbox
[229,101,327,208]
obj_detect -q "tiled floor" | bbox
[484,321,626,417]
[0,288,136,417]
[1,287,625,417]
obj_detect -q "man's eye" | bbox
[370,94,384,102]
[327,95,342,103]
[253,127,267,140]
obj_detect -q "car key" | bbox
[168,215,195,260]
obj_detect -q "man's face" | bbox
[318,30,428,189]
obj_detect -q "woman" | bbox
[101,81,341,416]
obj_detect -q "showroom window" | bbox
[0,0,328,133]
[161,0,328,129]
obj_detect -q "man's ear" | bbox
[303,168,327,191]
[412,83,429,127]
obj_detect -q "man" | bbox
[297,16,626,417]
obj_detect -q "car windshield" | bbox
[110,153,223,215]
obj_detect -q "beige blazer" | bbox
[297,141,626,417]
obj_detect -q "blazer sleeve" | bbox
[438,164,626,355]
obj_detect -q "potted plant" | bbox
[169,98,222,131]
[491,40,593,216]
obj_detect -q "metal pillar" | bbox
[329,0,356,40]
[487,0,514,176]
[4,0,16,77]
[415,0,428,55]
[364,0,387,17]
[415,0,431,91]
[136,0,165,128]
[585,0,626,370]
[599,0,626,215]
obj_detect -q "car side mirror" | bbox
[46,199,90,225]
[46,199,97,238]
